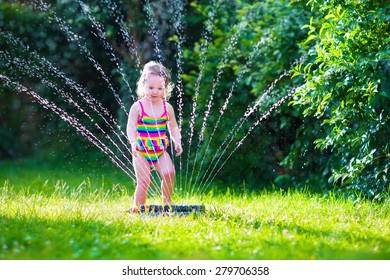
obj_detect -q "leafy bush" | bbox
[289,0,390,199]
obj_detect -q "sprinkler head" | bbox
[136,204,205,215]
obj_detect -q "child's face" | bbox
[144,74,165,102]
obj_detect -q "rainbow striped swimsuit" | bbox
[136,100,169,168]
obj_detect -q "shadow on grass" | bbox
[1,214,164,260]
[205,209,390,260]
[1,213,389,260]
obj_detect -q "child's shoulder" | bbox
[164,101,174,111]
[164,100,173,107]
[129,100,142,114]
[130,100,141,108]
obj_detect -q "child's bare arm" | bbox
[167,103,183,156]
[126,102,140,155]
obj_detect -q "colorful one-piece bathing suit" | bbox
[136,100,169,168]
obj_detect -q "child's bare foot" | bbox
[127,206,139,214]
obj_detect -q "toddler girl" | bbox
[126,61,183,208]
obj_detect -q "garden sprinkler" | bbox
[129,204,205,216]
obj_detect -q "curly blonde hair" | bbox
[136,61,173,100]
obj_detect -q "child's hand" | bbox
[175,143,183,156]
[131,142,138,157]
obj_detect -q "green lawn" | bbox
[1,159,389,260]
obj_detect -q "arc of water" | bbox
[186,18,245,191]
[76,0,137,103]
[32,0,128,115]
[42,79,138,173]
[99,0,142,70]
[0,33,116,126]
[202,90,295,191]
[184,0,220,192]
[197,71,290,192]
[165,0,187,189]
[166,0,185,131]
[144,0,164,63]
[0,33,136,168]
[198,55,305,190]
[191,37,269,195]
[0,75,135,179]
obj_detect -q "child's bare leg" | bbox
[155,152,175,205]
[133,154,151,206]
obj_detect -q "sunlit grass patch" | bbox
[1,160,389,260]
